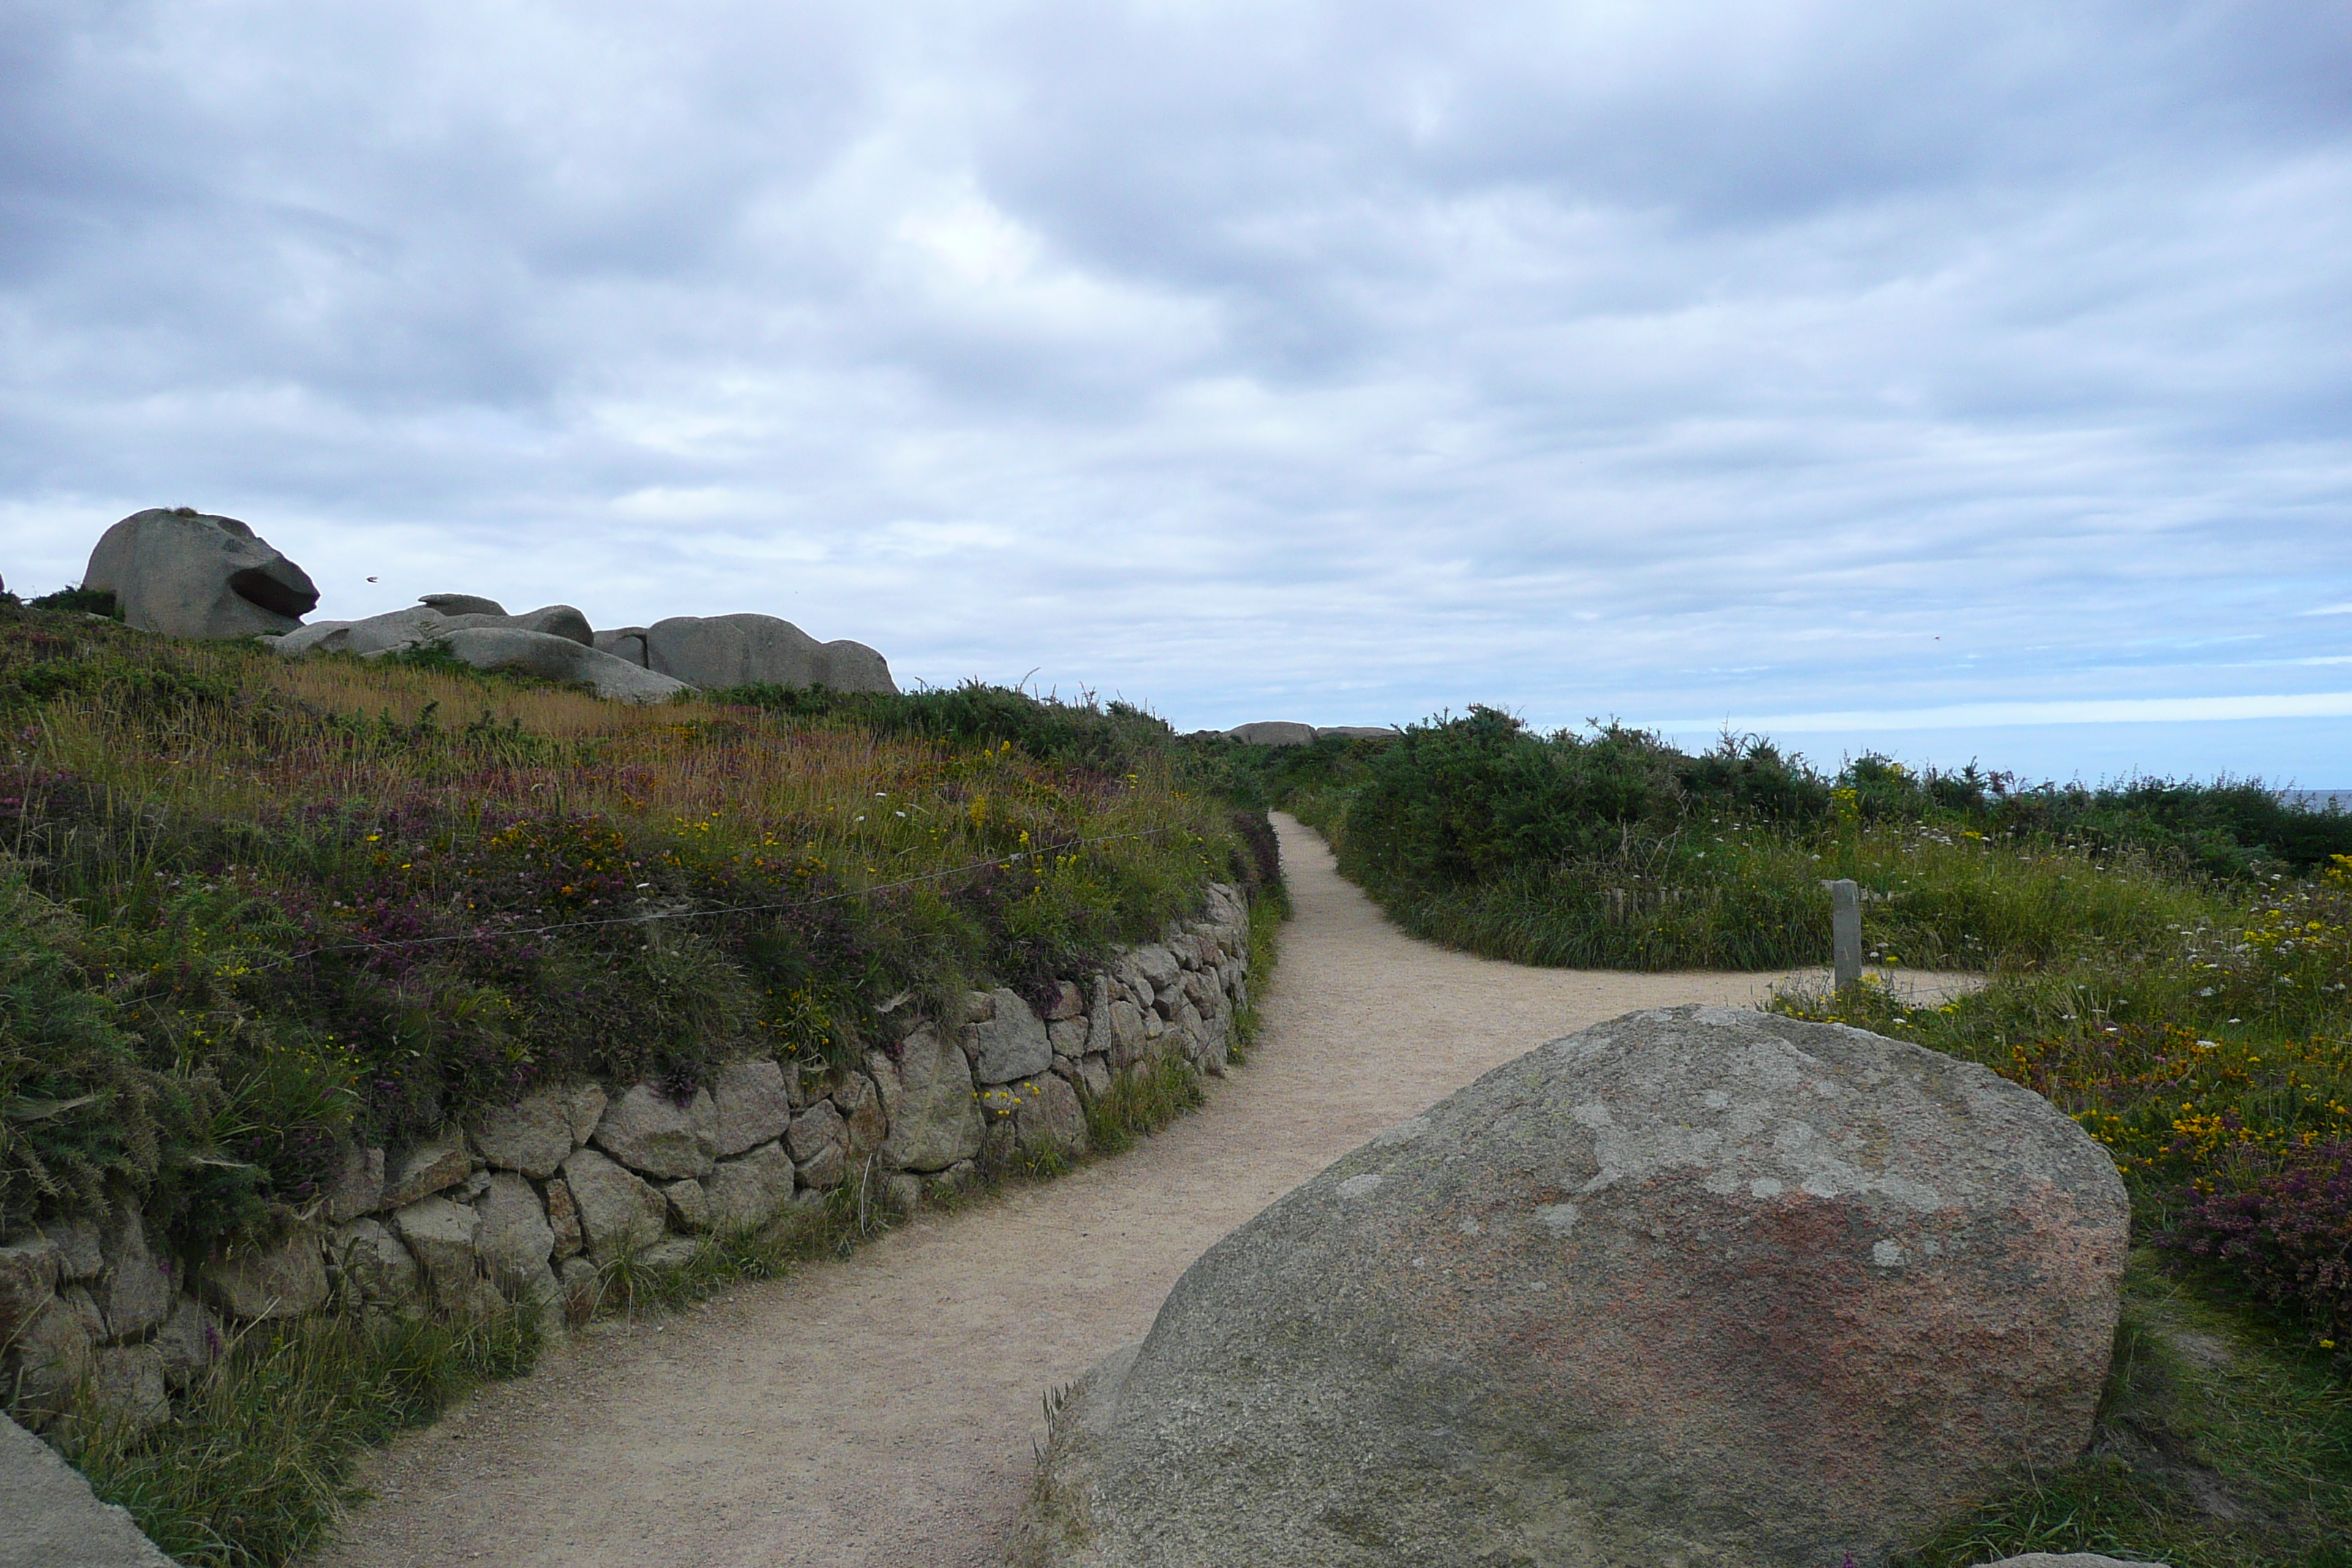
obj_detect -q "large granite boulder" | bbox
[633,612,897,694]
[82,508,319,638]
[1017,1006,2130,1568]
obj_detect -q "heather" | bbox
[0,602,1260,1255]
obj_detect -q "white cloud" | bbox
[1,1,2349,774]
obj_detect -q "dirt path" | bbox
[323,815,1971,1568]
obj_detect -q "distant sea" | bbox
[2279,790,2352,813]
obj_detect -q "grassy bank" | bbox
[0,604,1263,1252]
[0,601,1281,1564]
[1244,707,2352,1565]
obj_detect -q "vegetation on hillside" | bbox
[0,603,1267,1258]
[0,600,1292,1567]
[1249,706,2352,1567]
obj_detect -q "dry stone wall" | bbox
[0,882,1256,1441]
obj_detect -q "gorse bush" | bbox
[0,604,1261,1252]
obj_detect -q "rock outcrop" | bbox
[598,612,896,694]
[272,606,688,704]
[1019,1005,2130,1568]
[82,508,320,638]
[1221,722,1399,747]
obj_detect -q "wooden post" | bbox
[1824,878,1863,990]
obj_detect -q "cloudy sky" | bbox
[4,1,2348,782]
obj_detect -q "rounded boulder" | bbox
[83,508,319,638]
[1018,1005,2130,1568]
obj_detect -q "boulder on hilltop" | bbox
[1017,1005,2130,1568]
[1222,721,1398,746]
[598,612,897,695]
[274,606,687,704]
[1224,720,1318,746]
[82,508,320,639]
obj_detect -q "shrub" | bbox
[2171,1143,2352,1345]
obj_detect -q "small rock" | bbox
[1075,1055,1113,1102]
[559,1150,669,1264]
[592,1083,717,1179]
[391,1197,493,1315]
[557,1256,600,1324]
[972,988,1052,1085]
[470,1088,576,1178]
[96,1203,173,1343]
[1047,1017,1089,1055]
[321,1142,385,1223]
[1012,1074,1086,1158]
[562,1082,608,1145]
[381,1133,472,1208]
[0,1236,61,1344]
[662,1179,712,1232]
[883,1173,921,1214]
[87,1344,168,1433]
[203,1229,328,1321]
[1131,943,1182,992]
[474,1173,557,1297]
[706,1143,796,1230]
[832,1071,886,1154]
[923,1161,979,1203]
[9,1291,94,1418]
[1045,980,1085,1021]
[870,1024,984,1173]
[151,1297,226,1389]
[328,1218,423,1312]
[785,1104,851,1166]
[709,1058,794,1158]
[46,1221,102,1282]
[544,1177,584,1261]
[635,1237,702,1273]
[1105,1000,1147,1068]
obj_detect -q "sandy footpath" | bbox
[323,814,1970,1568]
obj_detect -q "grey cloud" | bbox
[2,1,2349,778]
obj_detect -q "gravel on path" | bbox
[322,813,1972,1568]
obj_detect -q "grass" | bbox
[1899,1255,2352,1568]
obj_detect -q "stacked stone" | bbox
[0,883,1255,1439]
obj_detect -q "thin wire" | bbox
[265,825,1187,966]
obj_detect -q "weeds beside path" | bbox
[319,814,1854,1568]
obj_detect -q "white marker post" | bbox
[1824,878,1863,991]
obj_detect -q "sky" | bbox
[4,1,2348,784]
